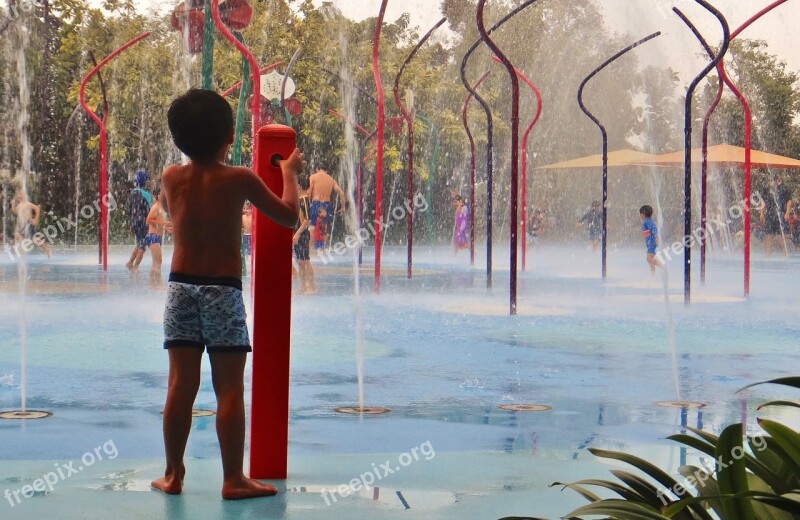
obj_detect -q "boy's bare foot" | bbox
[221,477,278,500]
[151,466,185,495]
[126,262,137,272]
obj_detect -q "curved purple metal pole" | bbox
[577,31,661,280]
[461,0,539,289]
[492,55,542,272]
[372,0,388,294]
[393,16,447,279]
[674,8,737,290]
[79,32,151,272]
[678,0,729,305]
[461,70,492,267]
[477,0,522,315]
[697,0,787,296]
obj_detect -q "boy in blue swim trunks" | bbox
[152,88,301,500]
[145,189,171,287]
[640,204,659,273]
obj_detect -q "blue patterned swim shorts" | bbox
[163,273,251,353]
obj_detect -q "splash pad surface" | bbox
[0,244,798,519]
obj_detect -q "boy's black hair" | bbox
[297,174,310,190]
[167,89,233,161]
[639,205,653,218]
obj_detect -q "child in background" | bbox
[639,204,659,273]
[313,206,328,251]
[576,200,602,251]
[152,88,301,500]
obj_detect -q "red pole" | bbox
[248,125,295,479]
[79,32,150,272]
[696,0,787,297]
[492,56,541,272]
[461,71,491,266]
[371,0,388,293]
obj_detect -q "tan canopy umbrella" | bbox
[536,149,661,169]
[624,143,800,169]
[625,143,800,300]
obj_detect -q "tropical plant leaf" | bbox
[678,465,723,516]
[555,479,643,503]
[715,424,756,520]
[589,449,713,520]
[670,430,783,492]
[758,419,800,478]
[610,470,673,508]
[550,481,603,503]
[752,494,800,516]
[685,426,720,446]
[738,377,800,393]
[565,499,669,519]
[745,473,793,520]
[748,435,799,492]
[757,400,800,411]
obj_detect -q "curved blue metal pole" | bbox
[460,0,539,289]
[577,31,661,281]
[477,0,521,315]
[678,0,729,305]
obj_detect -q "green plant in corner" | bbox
[499,377,800,520]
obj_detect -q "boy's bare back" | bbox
[161,155,301,279]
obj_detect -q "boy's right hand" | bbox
[279,148,304,176]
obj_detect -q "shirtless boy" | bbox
[308,166,346,228]
[151,88,301,500]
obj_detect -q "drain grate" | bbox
[0,410,52,420]
[498,404,552,412]
[656,400,706,409]
[335,406,390,415]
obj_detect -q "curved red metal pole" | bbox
[79,32,150,272]
[394,17,447,280]
[372,0,388,293]
[221,61,283,98]
[478,0,521,315]
[88,51,109,265]
[492,56,542,272]
[211,0,260,142]
[701,0,787,297]
[329,109,371,138]
[461,70,491,266]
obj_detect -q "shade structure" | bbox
[626,143,800,169]
[535,148,661,170]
